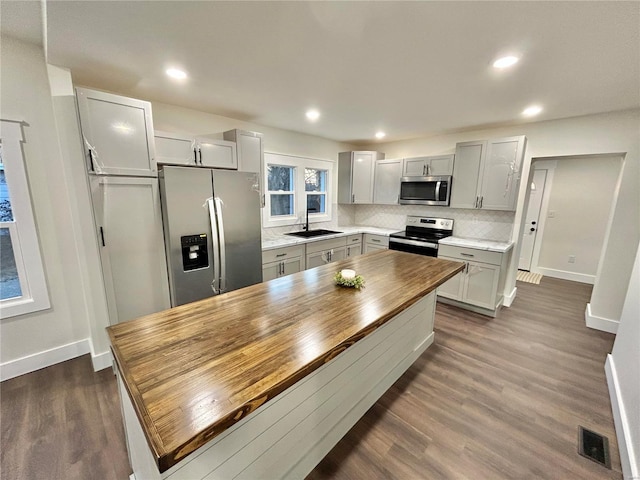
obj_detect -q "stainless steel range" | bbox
[389,216,454,257]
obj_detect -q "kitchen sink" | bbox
[286,229,342,238]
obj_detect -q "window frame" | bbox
[263,153,333,228]
[0,120,50,318]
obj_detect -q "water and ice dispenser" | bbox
[181,234,209,271]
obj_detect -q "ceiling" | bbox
[6,1,640,144]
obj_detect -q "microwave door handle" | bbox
[435,181,441,201]
[207,198,221,294]
[214,197,227,293]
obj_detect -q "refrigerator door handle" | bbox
[214,197,227,293]
[207,198,221,294]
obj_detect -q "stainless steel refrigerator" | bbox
[159,166,263,306]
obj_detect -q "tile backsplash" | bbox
[262,203,515,242]
[353,204,515,241]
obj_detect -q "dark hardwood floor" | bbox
[1,277,621,479]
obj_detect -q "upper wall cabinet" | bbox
[450,136,526,211]
[75,87,157,177]
[224,129,264,206]
[338,151,385,204]
[154,131,237,169]
[373,158,402,204]
[402,154,454,177]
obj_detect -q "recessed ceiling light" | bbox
[166,68,187,80]
[522,105,543,117]
[493,56,519,69]
[306,109,320,121]
[375,131,386,139]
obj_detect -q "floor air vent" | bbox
[578,426,611,469]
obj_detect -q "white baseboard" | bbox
[503,286,517,307]
[87,337,113,372]
[91,350,113,372]
[605,355,639,480]
[0,339,90,382]
[537,267,595,285]
[585,303,619,334]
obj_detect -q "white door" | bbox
[91,176,170,324]
[76,88,157,177]
[518,169,547,271]
[373,159,402,204]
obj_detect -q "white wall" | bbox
[0,36,95,375]
[606,241,640,479]
[537,155,621,281]
[366,109,640,327]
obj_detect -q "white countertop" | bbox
[438,236,514,253]
[262,226,398,251]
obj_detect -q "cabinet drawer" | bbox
[346,234,362,245]
[305,237,347,254]
[364,234,389,247]
[438,245,502,266]
[262,245,304,264]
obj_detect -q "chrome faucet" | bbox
[304,207,317,231]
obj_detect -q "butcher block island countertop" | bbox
[107,250,463,476]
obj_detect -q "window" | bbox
[264,153,332,228]
[0,120,50,318]
[267,165,295,217]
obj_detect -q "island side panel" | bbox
[120,291,436,480]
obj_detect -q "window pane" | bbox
[0,146,14,221]
[307,194,326,214]
[0,228,22,300]
[268,165,294,191]
[270,194,294,216]
[305,168,327,192]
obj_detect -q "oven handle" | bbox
[389,237,438,249]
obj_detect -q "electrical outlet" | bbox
[569,255,576,263]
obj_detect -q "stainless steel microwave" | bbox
[399,175,451,206]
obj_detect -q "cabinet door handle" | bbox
[479,196,483,208]
[198,148,203,165]
[422,165,426,175]
[193,148,198,165]
[465,262,469,274]
[261,194,266,208]
[88,150,96,171]
[99,226,106,247]
[352,194,355,203]
[276,253,287,257]
[426,164,430,175]
[372,238,381,243]
[347,247,350,256]
[460,253,474,257]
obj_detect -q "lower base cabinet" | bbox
[346,234,362,258]
[262,245,304,281]
[363,233,389,253]
[437,244,511,314]
[306,237,348,269]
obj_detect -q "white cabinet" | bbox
[154,131,237,169]
[90,176,170,324]
[363,234,389,253]
[450,136,526,211]
[346,234,363,257]
[402,154,454,177]
[373,159,402,204]
[262,245,304,281]
[223,130,264,206]
[338,151,385,204]
[306,237,347,269]
[437,244,511,315]
[76,87,157,177]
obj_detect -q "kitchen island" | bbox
[108,250,463,480]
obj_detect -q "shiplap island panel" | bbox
[108,250,464,478]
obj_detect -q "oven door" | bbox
[389,237,439,257]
